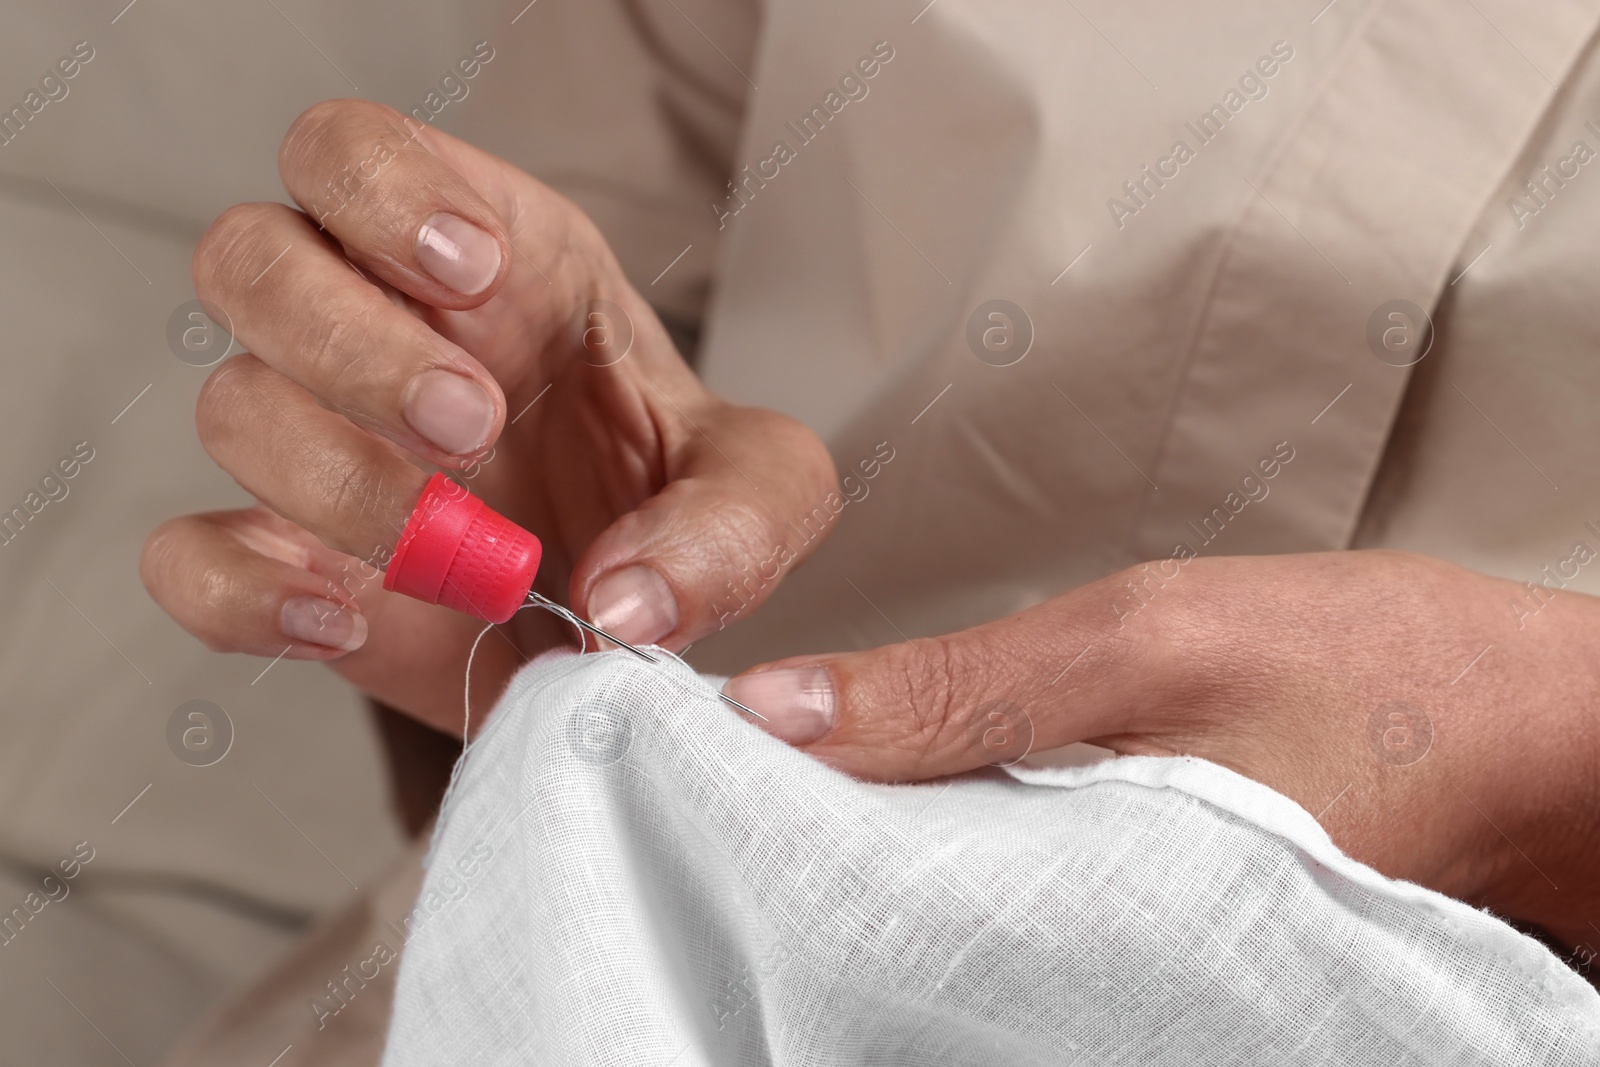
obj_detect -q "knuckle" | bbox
[189,562,251,652]
[280,98,395,179]
[885,635,967,754]
[654,488,786,592]
[140,520,246,653]
[1049,563,1183,720]
[318,460,403,542]
[775,413,837,497]
[704,495,779,562]
[193,355,259,444]
[193,202,284,299]
[293,290,378,395]
[1101,559,1262,713]
[139,519,185,596]
[193,360,238,440]
[1108,563,1198,674]
[523,184,596,258]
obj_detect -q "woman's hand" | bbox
[724,550,1600,948]
[142,98,835,734]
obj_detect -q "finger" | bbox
[277,98,512,305]
[196,353,430,563]
[141,508,370,659]
[568,399,840,650]
[193,202,505,462]
[720,573,1170,781]
[142,507,527,735]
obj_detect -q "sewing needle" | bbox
[527,591,766,721]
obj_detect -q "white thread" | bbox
[461,621,495,749]
[524,591,593,657]
[437,597,560,861]
[461,596,592,745]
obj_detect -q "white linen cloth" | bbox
[381,650,1600,1066]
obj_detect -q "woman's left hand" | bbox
[724,550,1600,949]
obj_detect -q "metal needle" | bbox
[527,592,766,721]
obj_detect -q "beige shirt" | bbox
[463,0,1600,674]
[6,0,1600,1063]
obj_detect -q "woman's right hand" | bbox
[142,98,837,734]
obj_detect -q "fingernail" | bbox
[587,565,679,646]
[281,596,368,652]
[404,369,496,455]
[723,667,835,745]
[416,213,502,296]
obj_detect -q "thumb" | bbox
[569,400,838,649]
[720,581,1154,781]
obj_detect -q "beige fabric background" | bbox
[5,0,1600,1062]
[0,1,509,1062]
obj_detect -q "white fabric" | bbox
[382,651,1600,1066]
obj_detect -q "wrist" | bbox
[1478,588,1600,948]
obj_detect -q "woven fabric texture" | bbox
[382,650,1600,1066]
